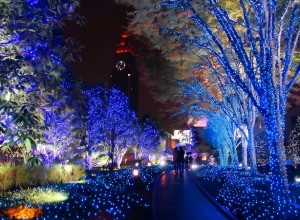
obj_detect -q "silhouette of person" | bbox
[173,147,179,174]
[187,155,193,167]
[178,147,185,174]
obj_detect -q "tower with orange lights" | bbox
[111,34,138,111]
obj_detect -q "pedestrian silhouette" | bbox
[173,147,179,174]
[178,147,185,175]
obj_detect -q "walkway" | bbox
[152,170,232,220]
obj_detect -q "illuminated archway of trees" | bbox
[115,0,300,216]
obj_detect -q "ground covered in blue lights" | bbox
[0,165,167,220]
[191,165,300,220]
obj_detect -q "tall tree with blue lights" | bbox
[179,76,257,171]
[105,87,139,168]
[83,86,139,169]
[0,0,80,153]
[136,117,160,161]
[82,85,107,169]
[37,71,82,167]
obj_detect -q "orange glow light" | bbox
[3,206,43,219]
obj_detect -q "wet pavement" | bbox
[152,169,232,220]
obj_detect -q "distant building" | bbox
[111,34,138,112]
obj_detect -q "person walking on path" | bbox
[178,147,185,174]
[172,147,179,174]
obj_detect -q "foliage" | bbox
[0,163,15,190]
[113,0,244,126]
[0,164,47,190]
[46,164,85,183]
[0,0,81,153]
[27,155,43,167]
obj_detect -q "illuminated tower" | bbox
[111,34,138,111]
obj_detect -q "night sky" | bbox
[64,0,172,132]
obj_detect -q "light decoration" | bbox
[295,177,300,183]
[159,160,166,166]
[115,60,126,71]
[3,188,69,204]
[37,90,77,167]
[3,206,43,219]
[65,164,73,173]
[190,164,199,170]
[132,167,139,176]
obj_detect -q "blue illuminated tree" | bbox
[136,117,160,161]
[179,76,257,171]
[0,0,80,153]
[192,108,237,165]
[104,87,139,168]
[37,71,82,167]
[82,85,107,169]
[37,110,75,167]
[83,86,139,169]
